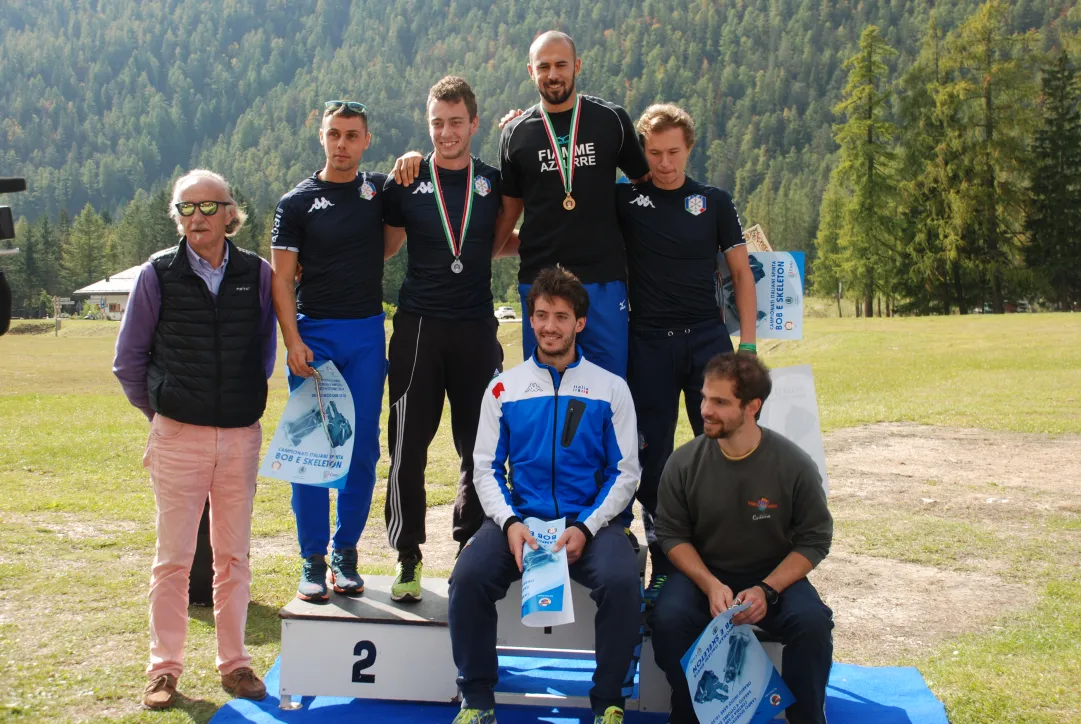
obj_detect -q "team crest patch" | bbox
[685,194,707,216]
[748,498,779,512]
[359,181,376,200]
[473,176,491,197]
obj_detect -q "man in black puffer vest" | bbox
[113,170,277,711]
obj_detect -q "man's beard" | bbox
[539,333,575,359]
[539,77,575,106]
[703,416,741,440]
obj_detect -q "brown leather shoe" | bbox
[142,673,178,709]
[221,667,267,701]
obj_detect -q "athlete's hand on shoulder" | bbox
[552,526,587,564]
[507,521,538,572]
[732,585,768,625]
[391,151,424,186]
[706,577,736,618]
[286,339,315,378]
[498,109,524,131]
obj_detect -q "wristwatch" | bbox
[755,581,779,606]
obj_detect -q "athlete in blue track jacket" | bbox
[448,266,642,724]
[472,341,639,538]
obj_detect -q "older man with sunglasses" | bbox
[270,100,393,603]
[113,169,277,709]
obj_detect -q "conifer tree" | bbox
[827,25,899,317]
[62,204,108,291]
[1026,50,1081,309]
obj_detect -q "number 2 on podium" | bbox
[352,640,377,683]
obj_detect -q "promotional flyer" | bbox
[717,250,806,341]
[520,517,574,628]
[680,604,795,724]
[258,361,355,489]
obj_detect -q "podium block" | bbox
[276,572,782,715]
[277,576,457,708]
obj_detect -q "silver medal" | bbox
[451,259,464,274]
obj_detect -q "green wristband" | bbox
[738,342,757,354]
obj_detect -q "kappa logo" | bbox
[473,176,491,197]
[308,197,335,213]
[619,299,627,311]
[685,194,707,216]
[413,181,434,194]
[524,382,543,394]
[629,194,655,208]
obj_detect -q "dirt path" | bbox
[812,423,1078,663]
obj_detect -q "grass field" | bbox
[1,311,1079,722]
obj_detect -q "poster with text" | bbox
[258,360,354,489]
[717,251,805,340]
[681,604,794,724]
[520,517,574,627]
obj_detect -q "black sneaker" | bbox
[297,555,329,602]
[329,548,365,595]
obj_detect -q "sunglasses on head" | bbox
[174,201,232,217]
[325,100,368,115]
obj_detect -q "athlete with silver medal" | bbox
[381,76,515,603]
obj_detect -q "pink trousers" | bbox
[142,413,262,679]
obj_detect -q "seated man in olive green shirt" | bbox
[648,352,833,724]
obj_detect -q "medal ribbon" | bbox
[540,94,581,197]
[430,155,475,260]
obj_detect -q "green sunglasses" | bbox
[175,200,232,217]
[325,100,368,115]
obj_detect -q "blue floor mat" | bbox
[210,656,947,723]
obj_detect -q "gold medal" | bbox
[541,96,582,213]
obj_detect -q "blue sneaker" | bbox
[452,708,496,723]
[296,555,329,603]
[330,548,365,595]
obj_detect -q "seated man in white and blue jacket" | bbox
[448,266,643,724]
